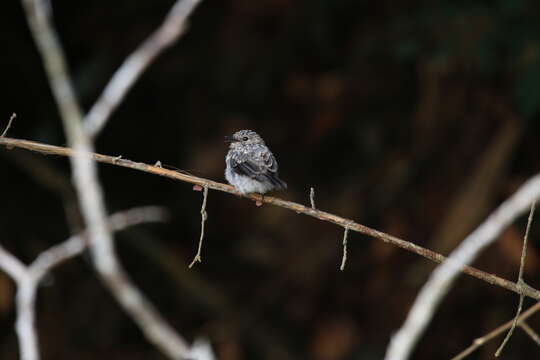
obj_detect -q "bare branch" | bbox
[310,187,316,209]
[20,0,193,357]
[451,302,540,360]
[0,245,26,283]
[98,258,192,357]
[495,201,536,356]
[0,207,168,360]
[385,178,540,360]
[20,0,110,285]
[15,281,38,360]
[29,206,168,280]
[3,136,540,303]
[83,0,202,138]
[520,322,540,347]
[1,113,17,137]
[189,185,209,268]
[92,206,192,358]
[340,226,349,271]
[20,2,102,279]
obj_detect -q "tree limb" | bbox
[2,136,540,303]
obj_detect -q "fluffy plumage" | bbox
[225,130,287,194]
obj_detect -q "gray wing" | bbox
[228,148,287,189]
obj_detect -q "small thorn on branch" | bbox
[340,226,349,271]
[189,185,209,268]
[310,187,316,209]
[1,113,17,137]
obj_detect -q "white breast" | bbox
[225,167,273,194]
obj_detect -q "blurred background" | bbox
[2,0,540,359]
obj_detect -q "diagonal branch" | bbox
[520,322,540,347]
[29,206,168,280]
[2,136,540,303]
[0,245,27,283]
[83,0,202,138]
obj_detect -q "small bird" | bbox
[225,130,287,195]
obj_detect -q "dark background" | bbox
[2,0,540,359]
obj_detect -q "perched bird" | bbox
[225,130,287,195]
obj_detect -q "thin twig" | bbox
[451,302,540,360]
[495,201,536,356]
[385,180,540,360]
[520,322,540,347]
[310,187,316,209]
[340,226,349,271]
[189,185,209,268]
[1,113,16,137]
[2,136,540,302]
[83,0,202,138]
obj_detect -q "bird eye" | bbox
[242,136,249,141]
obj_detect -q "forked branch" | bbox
[0,207,169,360]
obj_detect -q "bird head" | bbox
[225,130,265,147]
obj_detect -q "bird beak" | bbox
[224,136,235,143]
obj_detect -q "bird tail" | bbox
[270,175,287,190]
